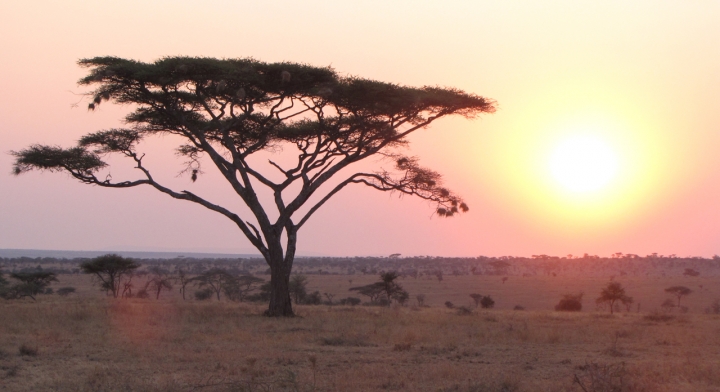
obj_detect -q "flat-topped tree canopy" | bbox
[12,56,496,316]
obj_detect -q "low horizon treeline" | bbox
[1,253,720,278]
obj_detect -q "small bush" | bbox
[194,288,214,301]
[339,297,361,306]
[480,296,495,309]
[456,306,473,315]
[393,343,412,351]
[135,289,149,299]
[444,301,455,309]
[43,288,54,295]
[513,305,525,311]
[643,311,674,322]
[705,299,720,314]
[18,344,38,356]
[555,293,583,312]
[305,291,322,305]
[56,287,76,296]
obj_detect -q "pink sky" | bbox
[1,1,720,257]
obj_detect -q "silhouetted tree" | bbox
[175,269,192,300]
[665,286,692,307]
[223,274,265,302]
[2,271,57,300]
[596,282,634,315]
[80,254,140,298]
[194,269,233,301]
[349,271,408,306]
[145,266,173,300]
[11,57,495,316]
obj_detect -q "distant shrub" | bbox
[644,311,674,322]
[660,298,675,311]
[416,294,426,307]
[456,306,473,316]
[513,305,525,311]
[194,288,214,301]
[555,293,583,312]
[18,343,38,356]
[43,288,54,295]
[56,287,76,296]
[305,291,322,305]
[136,289,149,299]
[706,299,720,314]
[339,297,361,306]
[480,296,495,309]
[444,301,455,309]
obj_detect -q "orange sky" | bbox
[1,1,720,257]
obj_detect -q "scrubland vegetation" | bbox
[2,255,720,391]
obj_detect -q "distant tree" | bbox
[596,282,634,315]
[145,266,173,300]
[470,293,483,308]
[175,269,192,300]
[434,270,444,282]
[555,293,583,312]
[2,271,58,300]
[56,287,77,296]
[416,294,426,307]
[194,269,234,301]
[223,274,265,302]
[349,271,408,306]
[480,295,495,309]
[665,286,692,307]
[289,274,309,304]
[80,254,140,298]
[444,301,455,309]
[11,57,494,317]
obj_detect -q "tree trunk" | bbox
[265,249,294,317]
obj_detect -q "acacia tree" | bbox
[80,254,140,298]
[11,57,495,316]
[596,281,633,315]
[665,286,692,308]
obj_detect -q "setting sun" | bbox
[548,135,619,193]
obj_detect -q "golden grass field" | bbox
[1,274,719,391]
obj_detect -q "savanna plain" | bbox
[2,258,720,392]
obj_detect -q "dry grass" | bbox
[1,273,720,391]
[1,295,720,391]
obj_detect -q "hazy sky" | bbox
[1,1,719,257]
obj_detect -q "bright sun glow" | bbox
[548,135,619,193]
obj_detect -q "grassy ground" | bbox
[1,291,720,391]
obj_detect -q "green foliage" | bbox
[80,254,140,298]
